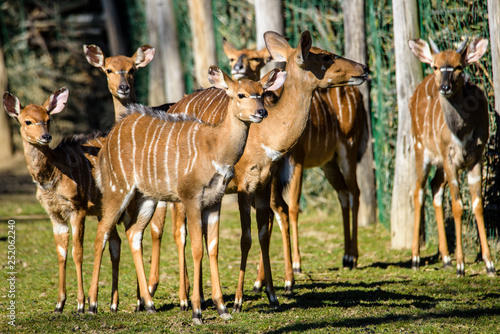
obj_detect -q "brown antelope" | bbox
[88,66,286,324]
[3,88,123,313]
[222,39,270,80]
[223,38,369,296]
[408,37,495,277]
[84,44,168,305]
[169,31,369,313]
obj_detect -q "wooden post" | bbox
[343,0,377,226]
[0,46,13,159]
[146,0,185,104]
[390,0,423,249]
[488,0,500,115]
[188,0,217,89]
[255,0,284,75]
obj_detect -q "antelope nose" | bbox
[118,85,130,93]
[41,134,52,143]
[257,108,267,119]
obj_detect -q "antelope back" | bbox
[223,39,270,81]
[84,44,155,100]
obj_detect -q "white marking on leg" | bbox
[180,225,186,245]
[110,304,117,312]
[180,299,189,308]
[443,255,451,265]
[132,231,143,251]
[285,280,292,289]
[208,238,218,255]
[413,256,420,264]
[207,210,219,225]
[274,211,283,231]
[468,173,481,185]
[53,224,69,235]
[433,187,444,207]
[293,262,300,270]
[472,198,480,212]
[102,232,110,250]
[57,246,67,259]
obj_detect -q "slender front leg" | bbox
[171,202,190,310]
[108,226,121,312]
[148,201,167,297]
[468,163,495,276]
[255,187,279,309]
[127,198,157,313]
[52,218,70,313]
[203,203,231,320]
[430,168,451,268]
[70,212,86,313]
[185,202,204,325]
[443,161,465,276]
[233,192,252,313]
[269,176,294,295]
[288,160,304,274]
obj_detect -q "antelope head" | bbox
[408,37,488,97]
[223,39,271,81]
[3,87,69,146]
[84,44,156,100]
[264,30,369,88]
[208,66,286,123]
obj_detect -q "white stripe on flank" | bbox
[174,121,187,183]
[116,120,130,191]
[131,114,143,185]
[153,122,167,188]
[147,122,161,189]
[164,122,177,189]
[139,117,156,185]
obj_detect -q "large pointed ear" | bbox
[296,31,312,64]
[3,92,22,119]
[222,38,238,57]
[264,31,291,62]
[261,69,287,92]
[208,66,232,90]
[133,45,156,68]
[408,39,434,65]
[465,37,488,65]
[43,87,69,115]
[84,44,105,69]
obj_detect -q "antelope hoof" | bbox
[53,307,63,314]
[192,318,203,326]
[88,304,98,314]
[486,261,496,277]
[77,307,85,314]
[293,262,302,274]
[412,256,420,270]
[192,309,203,325]
[284,280,293,296]
[148,284,158,298]
[456,263,465,277]
[180,299,189,311]
[342,254,350,268]
[110,304,118,313]
[218,308,232,321]
[145,304,157,313]
[265,290,280,310]
[253,281,263,293]
[135,299,145,312]
[232,299,242,313]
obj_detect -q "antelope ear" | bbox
[3,92,21,119]
[264,31,291,62]
[296,31,312,64]
[261,69,287,92]
[133,45,156,68]
[43,87,69,115]
[408,39,434,65]
[208,66,231,90]
[465,38,488,64]
[222,38,238,57]
[84,44,105,69]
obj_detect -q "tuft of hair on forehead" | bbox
[123,103,203,123]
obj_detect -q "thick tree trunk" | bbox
[390,0,423,249]
[343,0,377,227]
[255,0,284,75]
[146,0,185,104]
[488,0,500,115]
[100,0,127,55]
[0,46,12,159]
[188,0,217,89]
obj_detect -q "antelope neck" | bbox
[23,141,59,189]
[438,88,472,139]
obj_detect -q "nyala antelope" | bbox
[3,88,123,313]
[168,31,369,313]
[85,43,168,308]
[88,66,286,324]
[223,36,370,297]
[408,37,495,277]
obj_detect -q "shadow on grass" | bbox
[264,307,500,333]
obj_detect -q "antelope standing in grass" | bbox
[3,88,123,313]
[223,38,370,296]
[169,31,369,313]
[85,44,168,304]
[408,37,495,276]
[88,66,286,324]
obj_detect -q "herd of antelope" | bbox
[4,29,497,324]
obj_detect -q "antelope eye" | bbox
[433,66,438,71]
[229,58,235,63]
[238,94,246,99]
[106,69,113,74]
[25,120,32,126]
[250,58,260,62]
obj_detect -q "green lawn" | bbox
[1,194,499,333]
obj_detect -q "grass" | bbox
[1,193,500,333]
